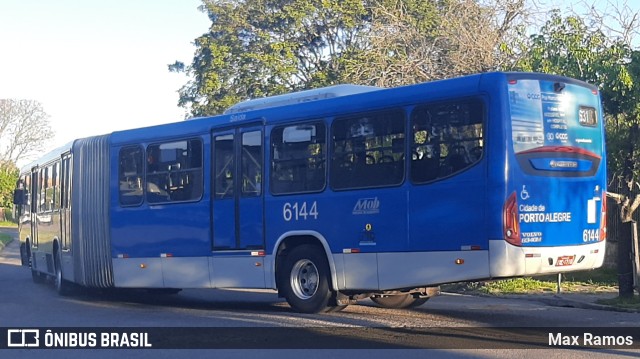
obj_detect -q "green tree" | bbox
[171,0,370,117]
[0,99,53,212]
[513,10,638,205]
[0,162,18,209]
[515,10,634,116]
[515,8,640,297]
[172,0,528,116]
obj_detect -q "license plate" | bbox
[555,255,575,267]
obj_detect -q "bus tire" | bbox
[371,294,429,309]
[20,242,28,266]
[28,243,46,284]
[281,244,335,313]
[54,249,72,296]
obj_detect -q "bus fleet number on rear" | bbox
[283,201,319,221]
[582,229,599,242]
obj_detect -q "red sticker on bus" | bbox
[555,255,575,267]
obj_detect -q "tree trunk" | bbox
[618,221,635,298]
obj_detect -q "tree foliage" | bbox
[513,5,640,222]
[172,0,529,116]
[171,0,370,116]
[0,99,52,209]
[0,163,18,209]
[515,10,634,116]
[343,0,527,87]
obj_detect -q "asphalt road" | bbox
[1,228,640,358]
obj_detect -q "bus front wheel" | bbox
[281,245,337,313]
[371,294,429,309]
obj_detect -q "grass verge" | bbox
[442,268,640,310]
[0,221,17,228]
[0,233,13,247]
[442,268,618,295]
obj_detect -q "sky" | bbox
[0,0,210,163]
[1,0,639,165]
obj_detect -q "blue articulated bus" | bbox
[14,72,607,313]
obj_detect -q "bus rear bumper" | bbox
[489,240,606,278]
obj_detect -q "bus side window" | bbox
[411,99,484,183]
[270,122,326,195]
[330,110,405,190]
[39,167,49,213]
[241,130,262,197]
[214,134,235,198]
[119,146,144,206]
[146,139,203,204]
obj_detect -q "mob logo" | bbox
[352,197,380,215]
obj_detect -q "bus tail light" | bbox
[503,192,521,246]
[600,192,607,241]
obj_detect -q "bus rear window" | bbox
[509,79,603,156]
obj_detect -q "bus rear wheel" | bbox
[370,294,429,309]
[281,244,342,313]
[20,242,29,266]
[54,249,72,296]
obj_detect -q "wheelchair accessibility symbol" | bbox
[520,185,530,200]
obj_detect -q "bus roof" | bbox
[110,72,489,145]
[222,84,382,114]
[20,72,601,173]
[19,140,75,173]
[106,72,598,146]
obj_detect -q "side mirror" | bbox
[13,189,25,205]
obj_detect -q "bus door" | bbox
[30,170,38,250]
[60,154,72,254]
[212,126,264,250]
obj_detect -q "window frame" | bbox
[409,97,486,185]
[145,137,204,205]
[330,108,407,191]
[213,132,236,200]
[241,129,263,198]
[118,145,145,207]
[270,120,328,196]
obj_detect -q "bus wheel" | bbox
[54,249,72,296]
[28,245,46,284]
[371,294,429,309]
[20,243,28,266]
[281,245,335,313]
